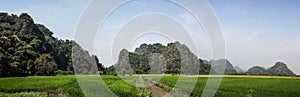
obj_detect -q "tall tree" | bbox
[34,54,57,76]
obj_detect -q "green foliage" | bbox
[0,75,152,97]
[0,76,78,96]
[0,92,50,97]
[157,75,300,97]
[102,76,151,97]
[0,76,74,92]
[34,54,57,76]
[111,42,213,74]
[0,12,105,77]
[1,75,300,96]
[62,81,85,97]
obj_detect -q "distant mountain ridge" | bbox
[109,42,214,75]
[109,42,296,76]
[110,42,238,75]
[246,62,296,76]
[0,12,296,77]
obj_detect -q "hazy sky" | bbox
[1,0,300,74]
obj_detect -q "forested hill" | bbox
[108,42,215,75]
[0,12,105,77]
[0,12,296,77]
[108,42,296,76]
[107,42,239,75]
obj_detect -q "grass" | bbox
[214,77,300,97]
[0,76,75,92]
[0,75,300,97]
[0,75,151,97]
[157,75,300,97]
[0,92,50,97]
[0,76,76,97]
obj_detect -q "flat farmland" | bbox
[0,75,299,97]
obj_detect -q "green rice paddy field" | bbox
[0,75,299,97]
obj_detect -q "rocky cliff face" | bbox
[210,59,237,74]
[268,62,296,76]
[234,66,244,74]
[114,42,298,76]
[246,66,269,75]
[113,42,213,74]
[115,42,297,76]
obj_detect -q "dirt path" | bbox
[143,78,190,97]
[143,78,168,97]
[149,84,168,97]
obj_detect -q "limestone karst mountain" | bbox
[268,62,296,76]
[246,66,269,75]
[111,42,214,74]
[111,42,297,76]
[209,59,237,74]
[0,12,104,77]
[234,66,244,74]
[1,12,297,77]
[246,62,296,76]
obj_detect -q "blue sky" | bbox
[1,0,300,74]
[210,0,300,39]
[0,0,90,39]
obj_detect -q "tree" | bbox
[0,13,140,77]
[34,54,57,76]
[93,55,105,72]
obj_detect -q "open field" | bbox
[0,75,150,97]
[0,75,300,97]
[157,75,300,97]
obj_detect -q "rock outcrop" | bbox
[210,59,237,74]
[234,66,244,74]
[268,62,296,76]
[246,62,296,76]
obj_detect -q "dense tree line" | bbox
[0,13,105,77]
[109,42,214,75]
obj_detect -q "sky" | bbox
[1,0,300,74]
